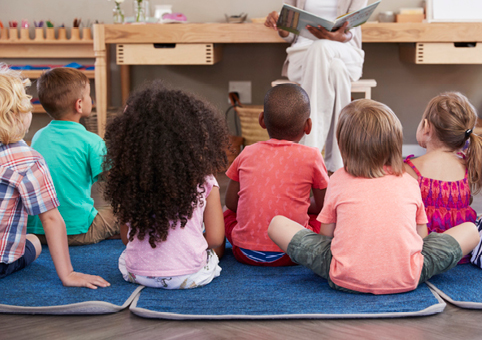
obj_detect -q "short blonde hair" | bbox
[37,67,89,119]
[0,64,32,144]
[336,99,404,178]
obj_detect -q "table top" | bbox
[96,22,482,44]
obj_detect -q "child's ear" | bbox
[259,111,267,129]
[422,119,432,136]
[74,98,83,114]
[304,118,312,135]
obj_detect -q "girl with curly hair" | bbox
[104,81,229,289]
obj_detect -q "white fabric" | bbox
[119,249,221,289]
[296,0,339,47]
[286,39,364,171]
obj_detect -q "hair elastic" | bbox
[465,129,473,138]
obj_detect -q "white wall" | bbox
[2,0,481,143]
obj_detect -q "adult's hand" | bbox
[264,11,289,38]
[306,21,352,43]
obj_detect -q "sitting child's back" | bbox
[227,139,327,251]
[224,84,329,266]
[104,81,228,289]
[27,68,120,244]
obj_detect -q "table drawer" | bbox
[400,43,482,64]
[116,43,222,65]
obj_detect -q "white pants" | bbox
[119,249,222,289]
[286,40,364,172]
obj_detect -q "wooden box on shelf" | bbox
[395,14,424,23]
[116,43,222,65]
[400,43,482,64]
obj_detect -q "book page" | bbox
[333,1,381,29]
[277,4,335,38]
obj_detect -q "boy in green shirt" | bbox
[27,68,120,245]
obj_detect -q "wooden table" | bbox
[93,22,482,138]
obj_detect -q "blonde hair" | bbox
[37,67,89,119]
[0,64,32,144]
[336,99,403,178]
[423,92,482,194]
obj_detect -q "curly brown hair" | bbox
[103,81,230,248]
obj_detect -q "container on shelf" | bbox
[82,27,92,40]
[58,27,67,40]
[34,27,45,41]
[20,28,30,41]
[70,27,81,40]
[0,28,8,40]
[9,27,18,41]
[46,27,55,40]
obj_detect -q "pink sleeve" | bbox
[416,201,428,224]
[311,150,329,190]
[225,153,240,182]
[204,175,219,198]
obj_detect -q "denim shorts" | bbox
[287,229,463,293]
[0,239,37,279]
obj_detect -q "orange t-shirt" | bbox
[317,169,428,295]
[227,139,329,252]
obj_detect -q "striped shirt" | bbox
[0,140,59,264]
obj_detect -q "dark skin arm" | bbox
[225,179,240,212]
[308,188,326,215]
[306,21,353,43]
[265,10,353,43]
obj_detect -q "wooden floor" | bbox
[1,173,481,339]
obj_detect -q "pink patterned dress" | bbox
[404,155,477,263]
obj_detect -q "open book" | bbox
[277,1,381,40]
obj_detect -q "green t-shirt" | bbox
[27,120,106,235]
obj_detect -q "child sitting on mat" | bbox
[0,64,109,288]
[404,92,482,264]
[104,81,228,289]
[268,99,479,294]
[27,67,121,245]
[224,84,329,266]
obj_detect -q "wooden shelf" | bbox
[0,43,95,58]
[32,104,46,113]
[20,69,95,79]
[0,40,93,45]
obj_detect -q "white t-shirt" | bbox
[295,0,339,47]
[124,175,218,277]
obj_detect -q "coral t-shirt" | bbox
[227,139,329,252]
[317,169,428,295]
[124,175,218,277]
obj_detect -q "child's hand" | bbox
[62,271,111,289]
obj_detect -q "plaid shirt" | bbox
[0,140,59,264]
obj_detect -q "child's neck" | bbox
[57,112,82,124]
[424,139,454,155]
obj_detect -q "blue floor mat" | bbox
[0,240,142,315]
[130,249,445,320]
[426,263,482,309]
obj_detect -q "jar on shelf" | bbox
[113,1,125,24]
[134,0,146,22]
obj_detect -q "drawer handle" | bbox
[454,42,477,48]
[153,43,176,48]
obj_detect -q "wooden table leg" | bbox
[93,24,107,138]
[120,65,130,105]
